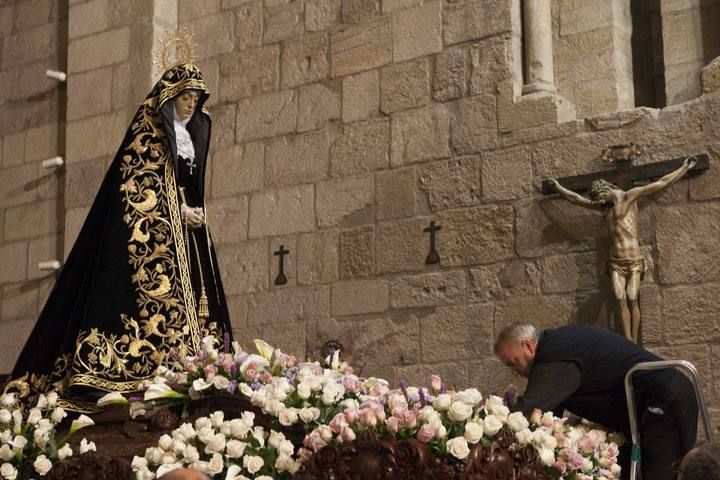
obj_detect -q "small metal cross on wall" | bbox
[274,244,289,286]
[423,221,441,265]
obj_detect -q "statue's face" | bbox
[173,90,200,121]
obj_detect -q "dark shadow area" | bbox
[631,0,666,108]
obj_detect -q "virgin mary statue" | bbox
[7,63,232,411]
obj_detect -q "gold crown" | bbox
[153,29,198,74]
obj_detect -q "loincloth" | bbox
[608,256,647,278]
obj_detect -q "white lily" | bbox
[254,339,275,361]
[69,414,95,435]
[143,383,186,401]
[96,392,129,407]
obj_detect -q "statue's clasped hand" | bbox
[181,204,205,229]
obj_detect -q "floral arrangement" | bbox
[120,336,621,480]
[0,392,96,479]
[131,410,300,480]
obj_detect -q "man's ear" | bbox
[521,339,536,355]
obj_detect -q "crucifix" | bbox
[542,151,709,343]
[186,157,197,176]
[423,221,442,265]
[274,245,289,286]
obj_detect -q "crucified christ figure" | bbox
[549,156,697,342]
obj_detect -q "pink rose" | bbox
[429,375,442,392]
[385,416,400,434]
[417,424,434,443]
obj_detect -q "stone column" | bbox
[522,0,556,95]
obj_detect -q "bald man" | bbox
[159,469,210,480]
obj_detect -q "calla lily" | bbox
[254,339,275,361]
[144,383,187,401]
[69,414,95,434]
[96,392,130,407]
[225,465,242,480]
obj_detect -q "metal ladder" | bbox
[624,360,715,480]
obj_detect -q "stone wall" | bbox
[1,0,719,435]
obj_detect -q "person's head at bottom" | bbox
[676,443,720,480]
[158,468,210,480]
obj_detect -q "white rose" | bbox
[130,456,147,470]
[582,457,594,472]
[321,383,346,405]
[27,408,42,425]
[174,423,196,442]
[145,447,163,464]
[0,411,10,424]
[213,376,230,390]
[484,395,505,412]
[0,463,17,480]
[225,439,247,458]
[464,421,484,444]
[448,401,473,422]
[0,431,10,444]
[268,430,286,449]
[57,444,73,461]
[156,463,183,478]
[158,434,173,451]
[243,455,264,474]
[515,428,533,446]
[33,455,52,476]
[46,392,58,407]
[0,446,12,462]
[456,388,482,405]
[207,453,224,476]
[79,438,96,454]
[34,428,50,449]
[278,408,299,426]
[278,439,294,457]
[507,412,529,432]
[210,411,225,427]
[296,382,311,399]
[483,414,503,436]
[239,383,254,397]
[206,433,226,453]
[433,394,452,412]
[299,407,320,424]
[184,445,200,463]
[241,411,255,428]
[538,447,555,466]
[0,395,16,408]
[50,408,67,424]
[446,437,471,460]
[275,454,298,473]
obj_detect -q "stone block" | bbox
[179,0,220,22]
[391,104,450,166]
[264,0,304,44]
[206,196,249,244]
[421,304,494,363]
[316,174,374,228]
[226,295,249,333]
[375,167,416,220]
[248,185,315,237]
[353,315,420,366]
[0,163,37,208]
[650,344,712,394]
[443,0,512,46]
[68,28,129,73]
[638,283,662,345]
[342,70,379,123]
[218,46,279,102]
[342,0,380,23]
[298,83,341,132]
[701,56,720,93]
[0,5,14,37]
[216,239,268,295]
[392,1,442,62]
[236,90,297,142]
[298,229,339,285]
[499,92,576,132]
[468,356,526,395]
[376,217,428,274]
[36,160,61,202]
[184,12,235,59]
[64,158,107,208]
[282,33,330,88]
[269,235,297,287]
[222,0,256,8]
[66,111,128,163]
[381,0,421,12]
[0,61,61,104]
[208,104,236,151]
[434,47,467,102]
[469,260,541,302]
[450,94,497,154]
[380,58,430,114]
[495,295,575,332]
[515,198,608,257]
[69,0,108,39]
[330,118,389,176]
[481,147,533,201]
[67,67,113,121]
[0,320,35,373]
[655,204,720,284]
[234,0,263,50]
[540,251,603,294]
[259,320,307,358]
[340,225,375,278]
[0,241,27,283]
[436,205,514,267]
[574,78,622,118]
[2,284,37,320]
[2,132,25,167]
[305,0,341,32]
[0,96,58,137]
[559,0,613,36]
[196,59,220,108]
[662,6,718,67]
[24,123,58,164]
[418,156,479,211]
[211,142,264,197]
[332,279,388,316]
[248,285,330,325]
[390,270,466,308]
[690,149,720,200]
[330,18,392,77]
[266,129,330,187]
[2,24,56,68]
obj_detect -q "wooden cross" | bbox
[274,245,289,286]
[540,154,709,195]
[423,221,441,265]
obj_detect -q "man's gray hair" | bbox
[494,323,539,353]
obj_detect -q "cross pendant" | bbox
[186,158,196,176]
